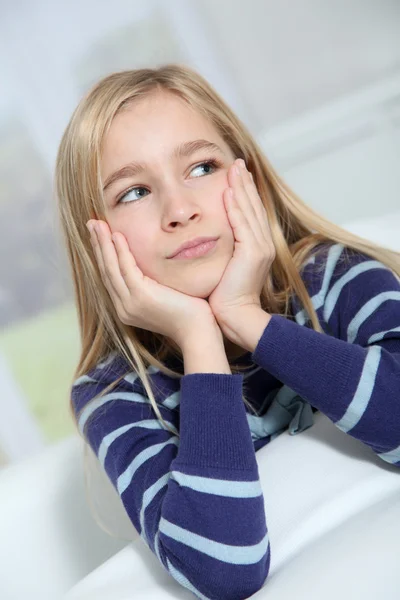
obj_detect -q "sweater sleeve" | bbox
[71,362,270,600]
[251,243,400,468]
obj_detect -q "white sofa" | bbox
[0,211,399,600]
[64,411,400,600]
[1,412,399,600]
[0,435,129,600]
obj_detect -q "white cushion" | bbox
[0,436,127,600]
[65,411,400,599]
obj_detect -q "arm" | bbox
[72,328,270,600]
[223,245,400,468]
[181,320,232,375]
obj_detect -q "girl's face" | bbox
[100,91,237,298]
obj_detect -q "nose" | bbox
[161,191,202,230]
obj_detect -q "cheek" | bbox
[115,224,154,272]
[208,183,229,219]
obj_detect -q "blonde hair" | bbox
[55,63,400,538]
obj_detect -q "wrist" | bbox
[179,319,224,353]
[219,305,271,353]
[180,325,231,375]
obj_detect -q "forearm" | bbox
[223,305,400,465]
[251,314,400,466]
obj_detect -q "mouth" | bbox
[169,238,219,260]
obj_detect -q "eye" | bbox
[190,159,222,178]
[117,186,150,205]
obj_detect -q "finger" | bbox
[229,161,265,246]
[111,231,145,293]
[234,161,273,245]
[88,222,108,283]
[244,169,274,242]
[223,187,255,247]
[227,162,250,222]
[92,221,131,302]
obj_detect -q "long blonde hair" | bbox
[55,64,400,536]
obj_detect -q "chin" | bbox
[166,270,223,299]
[174,281,217,299]
[160,252,230,298]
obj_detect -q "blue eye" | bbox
[118,187,149,204]
[116,159,222,205]
[190,160,219,178]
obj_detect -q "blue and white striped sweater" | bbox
[71,242,400,599]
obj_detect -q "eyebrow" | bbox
[102,139,225,192]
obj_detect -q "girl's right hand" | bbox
[87,220,218,348]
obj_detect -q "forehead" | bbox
[102,91,229,156]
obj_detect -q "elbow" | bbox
[244,549,271,600]
[375,447,400,469]
[159,528,271,600]
[203,546,271,600]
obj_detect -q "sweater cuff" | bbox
[172,373,258,474]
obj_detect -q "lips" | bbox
[171,239,218,260]
[168,236,219,259]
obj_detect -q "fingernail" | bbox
[86,221,94,233]
[238,159,246,169]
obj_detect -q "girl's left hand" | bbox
[208,158,276,331]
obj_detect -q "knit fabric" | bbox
[71,242,400,600]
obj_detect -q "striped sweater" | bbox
[71,242,400,600]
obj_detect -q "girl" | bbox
[56,64,400,600]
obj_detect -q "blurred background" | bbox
[0,0,399,467]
